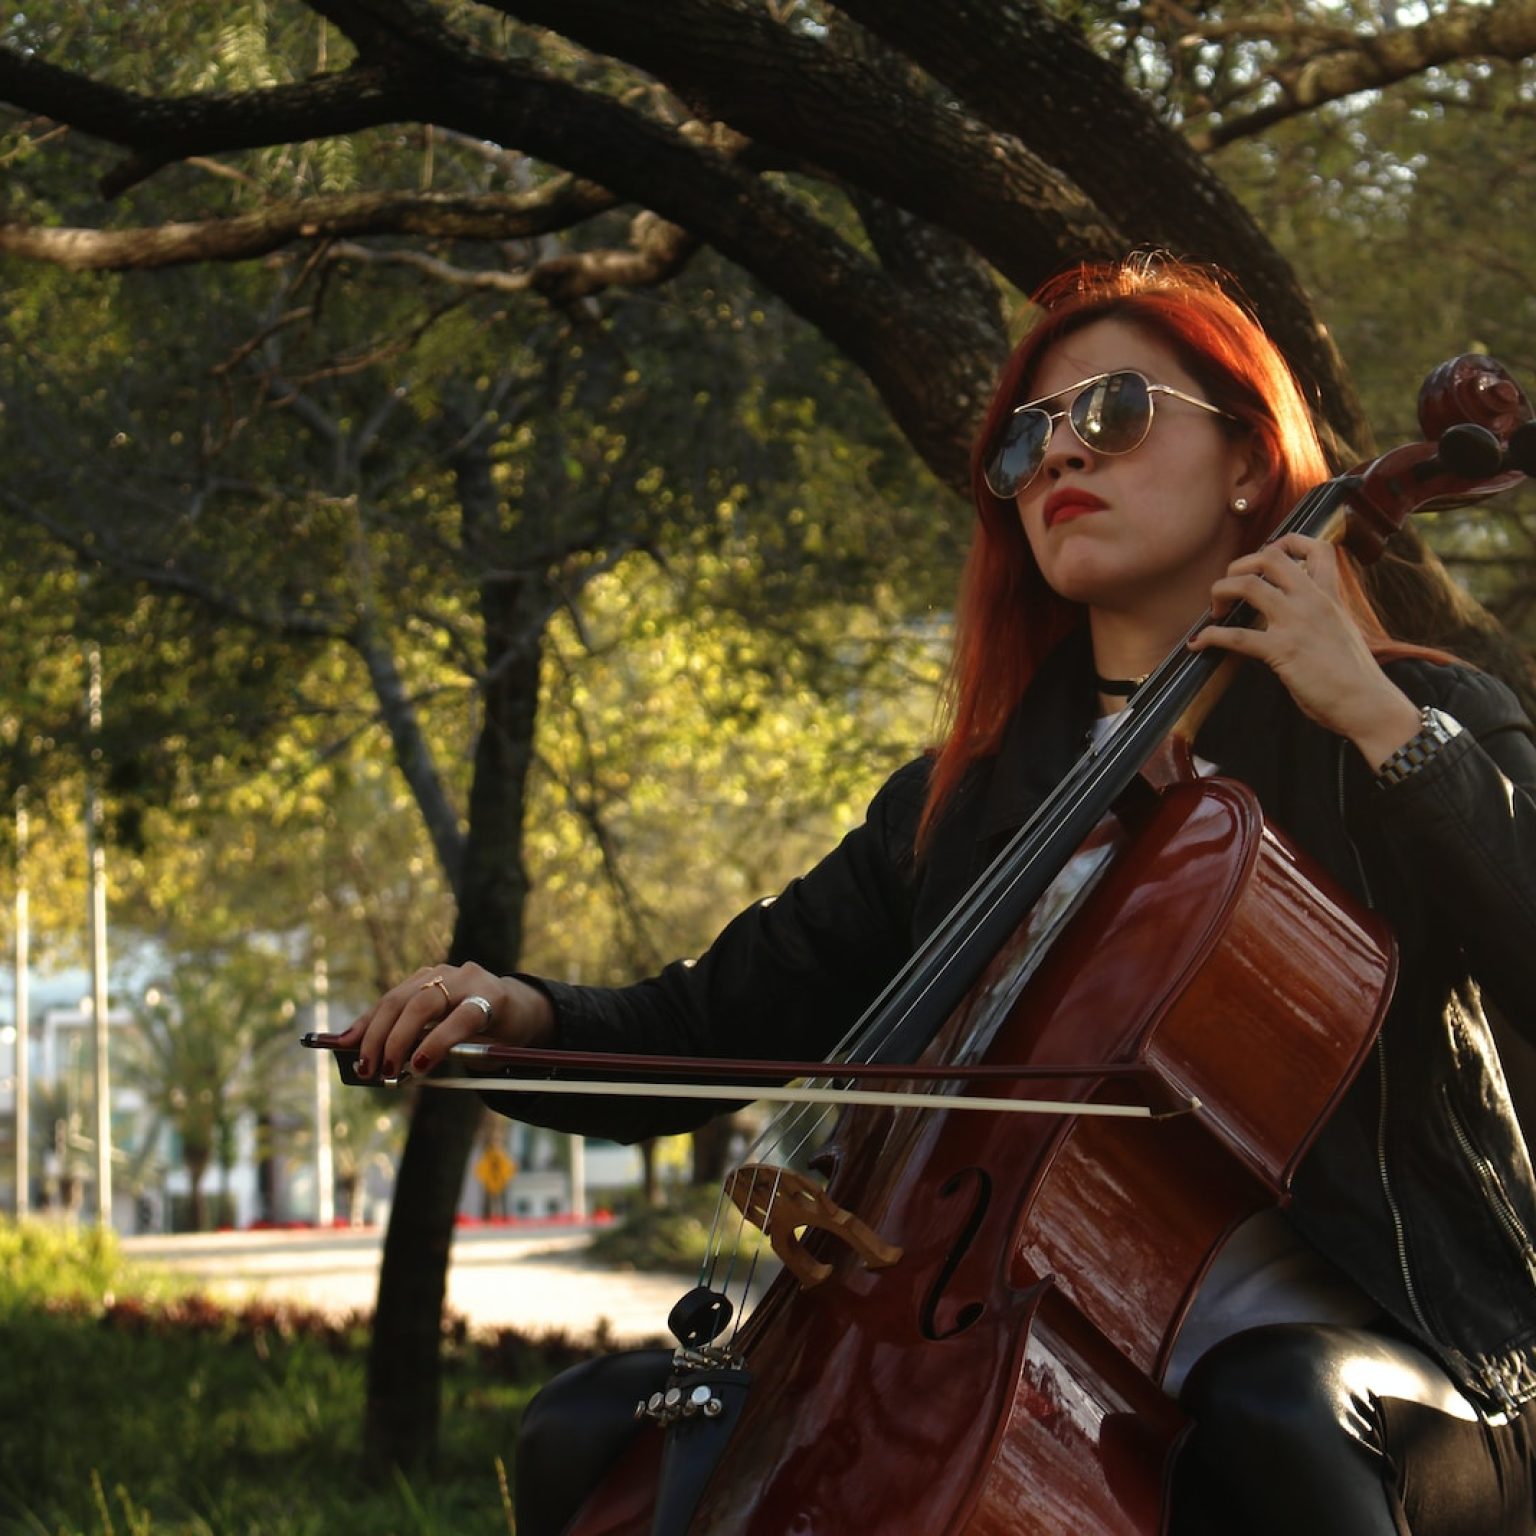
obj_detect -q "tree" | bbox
[4,0,1535,1469]
[4,2,1534,477]
[0,212,946,1462]
[4,1,1533,669]
[124,946,299,1231]
[1214,50,1536,643]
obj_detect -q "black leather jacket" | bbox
[497,633,1536,1415]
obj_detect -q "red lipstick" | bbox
[1043,488,1107,528]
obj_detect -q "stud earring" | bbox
[1232,496,1250,514]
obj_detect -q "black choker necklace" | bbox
[1094,672,1148,697]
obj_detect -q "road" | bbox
[119,1224,700,1341]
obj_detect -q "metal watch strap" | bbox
[1375,706,1463,787]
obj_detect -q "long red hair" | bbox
[920,256,1434,845]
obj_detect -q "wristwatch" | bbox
[1374,706,1463,787]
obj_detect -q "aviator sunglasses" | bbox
[982,369,1234,499]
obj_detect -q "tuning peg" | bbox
[1432,422,1504,478]
[1504,420,1536,477]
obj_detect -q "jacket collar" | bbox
[977,628,1294,847]
[980,626,1099,845]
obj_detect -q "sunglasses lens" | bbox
[1069,371,1152,454]
[984,408,1051,497]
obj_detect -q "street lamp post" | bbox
[313,955,334,1227]
[85,647,112,1227]
[14,791,28,1216]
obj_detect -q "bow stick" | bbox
[300,1034,1199,1119]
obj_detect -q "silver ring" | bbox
[464,994,493,1020]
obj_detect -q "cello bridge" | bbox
[724,1162,903,1290]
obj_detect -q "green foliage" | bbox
[1214,55,1536,642]
[114,649,457,1000]
[0,1304,521,1535]
[122,947,304,1229]
[525,547,944,980]
[0,151,959,982]
[0,1218,612,1533]
[586,1182,770,1274]
[0,1218,126,1313]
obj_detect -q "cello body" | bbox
[563,775,1396,1535]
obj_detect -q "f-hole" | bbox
[919,1166,992,1340]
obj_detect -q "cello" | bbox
[310,355,1536,1534]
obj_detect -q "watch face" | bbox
[1423,708,1462,742]
[1377,707,1461,786]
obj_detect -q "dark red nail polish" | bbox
[413,1053,430,1071]
[356,1057,371,1077]
[382,1060,396,1078]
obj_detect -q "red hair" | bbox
[920,256,1438,845]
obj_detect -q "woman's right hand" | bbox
[331,963,556,1082]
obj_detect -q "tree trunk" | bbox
[639,1138,661,1208]
[363,433,547,1471]
[186,1154,207,1233]
[690,1117,735,1187]
[255,1107,279,1223]
[363,1089,481,1469]
[339,1170,362,1225]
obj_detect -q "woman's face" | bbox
[1013,317,1259,630]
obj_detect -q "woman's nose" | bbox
[1039,414,1090,478]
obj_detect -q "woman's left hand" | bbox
[1188,533,1423,771]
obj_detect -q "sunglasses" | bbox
[982,369,1234,499]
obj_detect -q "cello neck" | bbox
[851,479,1355,1069]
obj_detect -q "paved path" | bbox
[120,1225,708,1342]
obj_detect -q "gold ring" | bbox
[420,976,452,1008]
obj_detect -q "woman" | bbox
[341,257,1536,1532]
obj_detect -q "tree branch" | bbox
[0,489,350,640]
[324,210,700,303]
[835,0,1366,440]
[351,621,467,895]
[1,10,1002,485]
[489,0,1123,290]
[1188,0,1536,151]
[0,44,408,195]
[0,183,618,271]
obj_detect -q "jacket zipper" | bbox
[1339,739,1527,1414]
[1375,1040,1433,1336]
[1442,1083,1534,1413]
[1338,743,1435,1337]
[1442,1087,1536,1286]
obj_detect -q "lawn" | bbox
[0,1221,601,1535]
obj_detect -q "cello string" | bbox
[697,482,1348,1334]
[700,1092,838,1298]
[693,699,1143,1296]
[717,1161,785,1330]
[809,484,1341,1077]
[698,1172,741,1293]
[727,1206,770,1353]
[699,1097,807,1294]
[716,818,1124,1273]
[714,1175,759,1310]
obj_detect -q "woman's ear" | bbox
[1228,436,1271,516]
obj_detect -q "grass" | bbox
[0,1219,603,1536]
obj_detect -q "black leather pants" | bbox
[1171,1324,1535,1536]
